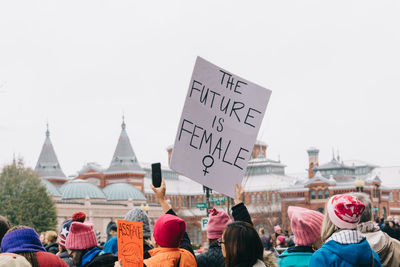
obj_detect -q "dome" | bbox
[103,183,146,201]
[60,179,106,199]
[41,178,61,197]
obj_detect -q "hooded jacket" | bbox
[309,239,381,267]
[359,221,400,267]
[143,247,197,267]
[277,246,314,267]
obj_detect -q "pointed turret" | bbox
[105,117,143,174]
[35,124,67,186]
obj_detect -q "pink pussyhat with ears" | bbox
[288,206,324,246]
[207,208,232,239]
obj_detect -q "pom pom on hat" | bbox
[288,206,324,246]
[72,212,86,223]
[153,214,186,248]
[327,194,365,229]
[65,222,97,250]
[207,208,231,239]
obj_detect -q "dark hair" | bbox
[6,225,39,267]
[0,215,11,247]
[223,221,264,267]
[110,224,117,232]
[71,246,101,265]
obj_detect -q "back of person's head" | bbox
[109,224,117,233]
[153,214,185,248]
[348,192,372,223]
[44,231,57,244]
[0,215,11,248]
[259,227,265,235]
[0,253,32,267]
[207,208,231,240]
[1,226,45,254]
[65,222,97,251]
[288,206,324,246]
[124,208,151,239]
[321,194,365,242]
[223,221,263,267]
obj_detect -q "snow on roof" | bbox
[371,166,400,188]
[242,174,297,192]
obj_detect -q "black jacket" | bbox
[196,242,225,267]
[45,242,59,254]
[84,253,118,267]
[58,250,74,267]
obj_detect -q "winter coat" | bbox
[81,247,117,267]
[45,242,59,254]
[196,242,224,267]
[260,234,271,250]
[277,246,314,267]
[58,250,74,267]
[103,236,118,255]
[35,251,69,267]
[382,224,396,239]
[359,221,400,267]
[143,247,197,267]
[309,239,382,267]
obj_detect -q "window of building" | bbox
[389,192,393,202]
[398,192,400,202]
[324,189,329,199]
[251,195,255,204]
[263,194,267,203]
[256,194,261,204]
[318,190,323,199]
[277,194,281,202]
[311,191,316,200]
[272,193,276,203]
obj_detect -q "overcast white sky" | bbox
[1,1,399,176]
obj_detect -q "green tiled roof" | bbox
[103,183,146,201]
[60,179,106,199]
[41,178,61,197]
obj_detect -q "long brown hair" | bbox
[6,225,39,267]
[223,221,263,267]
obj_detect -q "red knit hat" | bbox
[153,214,186,248]
[288,206,324,246]
[327,194,365,229]
[207,208,231,239]
[65,222,97,250]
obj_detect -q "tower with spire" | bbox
[103,117,145,191]
[35,124,67,186]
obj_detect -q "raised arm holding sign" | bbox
[170,57,272,197]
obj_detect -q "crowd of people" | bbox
[0,178,398,267]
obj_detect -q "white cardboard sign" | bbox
[170,57,271,197]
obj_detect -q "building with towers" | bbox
[34,118,400,245]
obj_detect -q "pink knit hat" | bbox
[327,194,365,229]
[288,206,324,246]
[207,208,232,239]
[274,225,281,233]
[65,222,97,250]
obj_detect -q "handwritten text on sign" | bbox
[170,57,271,197]
[117,220,143,267]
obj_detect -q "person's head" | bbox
[0,253,32,267]
[44,231,57,244]
[58,211,86,252]
[288,206,324,247]
[349,192,372,223]
[258,227,265,235]
[207,208,231,244]
[1,226,46,267]
[274,225,282,235]
[221,221,263,267]
[276,235,286,246]
[152,214,185,248]
[109,224,117,237]
[124,208,151,239]
[0,215,11,248]
[321,194,365,242]
[39,233,46,245]
[65,222,98,266]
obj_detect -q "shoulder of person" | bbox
[85,253,118,267]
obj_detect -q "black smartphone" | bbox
[151,163,162,188]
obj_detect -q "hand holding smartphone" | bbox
[151,163,162,188]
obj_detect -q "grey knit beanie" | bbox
[124,208,151,238]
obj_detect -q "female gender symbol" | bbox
[202,155,214,176]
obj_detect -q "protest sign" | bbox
[170,57,271,197]
[117,220,143,267]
